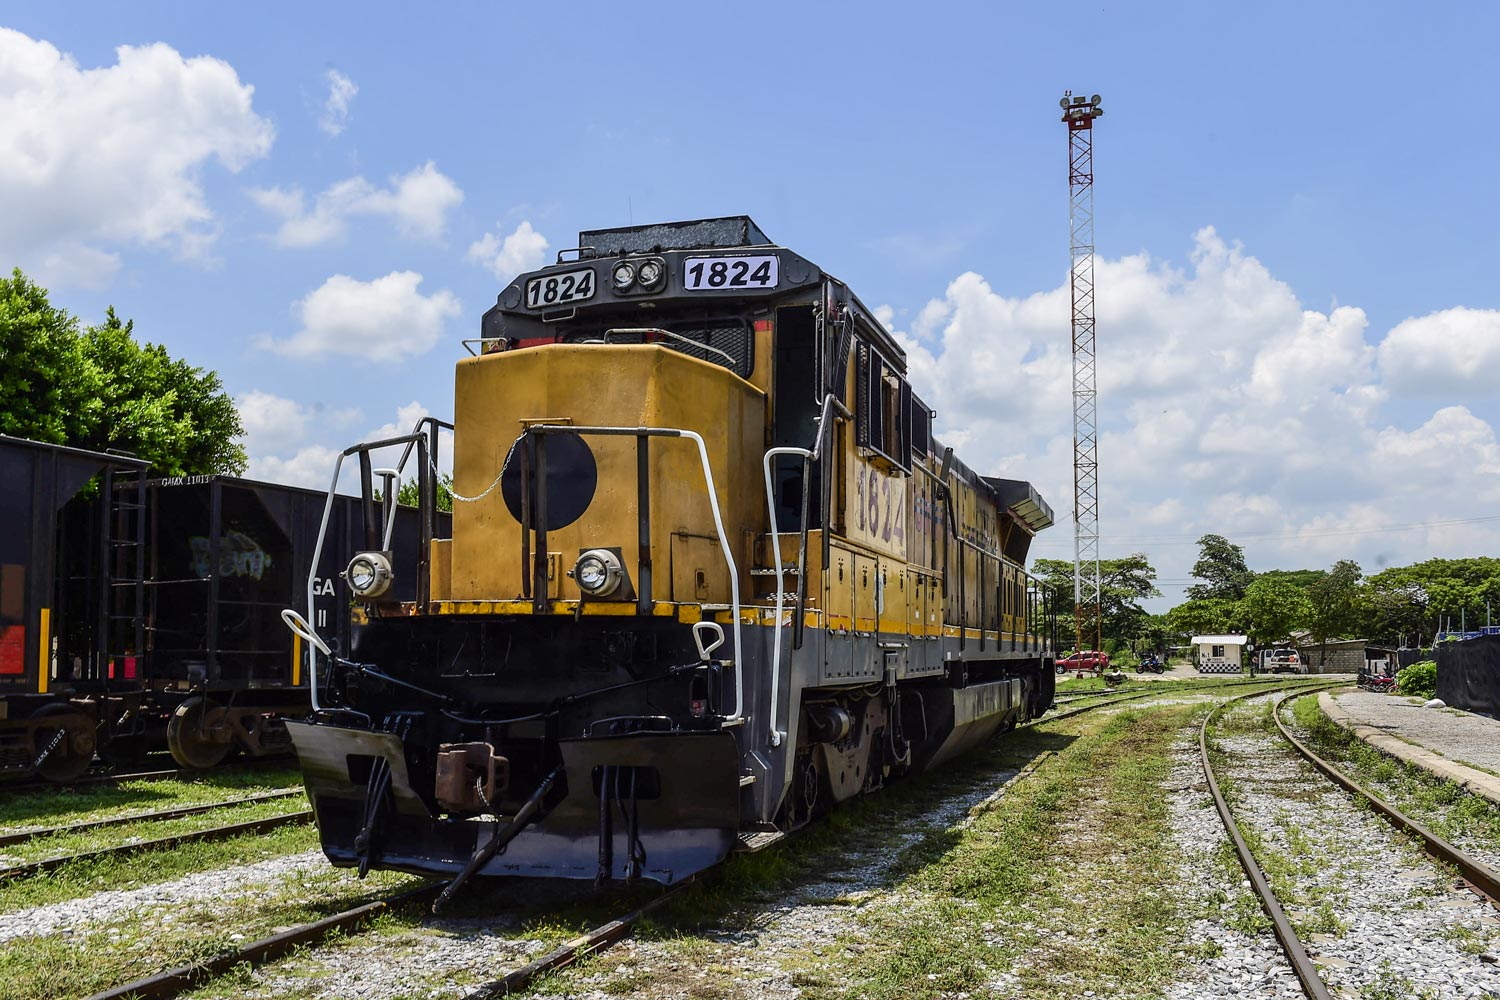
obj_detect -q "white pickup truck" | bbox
[1258,648,1305,674]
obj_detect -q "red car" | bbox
[1057,650,1110,674]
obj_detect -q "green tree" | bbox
[1362,557,1500,644]
[1185,533,1255,601]
[1306,559,1364,666]
[1032,553,1161,645]
[395,472,455,513]
[1238,575,1311,647]
[1256,568,1323,590]
[1165,597,1240,638]
[0,271,243,475]
[0,268,93,444]
[1129,613,1172,657]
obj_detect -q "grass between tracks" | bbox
[0,818,320,913]
[528,702,1206,1000]
[0,796,310,872]
[0,764,303,835]
[0,847,419,1000]
[1204,700,1357,943]
[1288,694,1500,851]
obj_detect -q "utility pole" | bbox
[1061,91,1104,657]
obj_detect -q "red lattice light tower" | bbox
[1061,91,1104,658]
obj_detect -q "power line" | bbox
[1029,513,1500,550]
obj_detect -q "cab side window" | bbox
[855,341,912,472]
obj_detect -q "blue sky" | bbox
[4,3,1498,606]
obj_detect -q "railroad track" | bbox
[3,767,183,796]
[85,873,697,1000]
[0,808,313,883]
[1201,683,1500,1000]
[74,680,1338,999]
[4,758,300,797]
[1043,675,1334,725]
[0,787,305,848]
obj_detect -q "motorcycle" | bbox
[1135,654,1166,674]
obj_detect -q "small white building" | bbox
[1192,634,1249,674]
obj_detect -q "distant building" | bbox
[1192,634,1248,674]
[1291,632,1368,674]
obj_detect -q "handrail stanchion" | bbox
[532,432,550,615]
[636,435,652,616]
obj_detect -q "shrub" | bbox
[1396,660,1437,699]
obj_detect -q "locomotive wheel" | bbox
[34,704,96,783]
[167,697,233,770]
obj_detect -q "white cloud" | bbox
[265,271,461,362]
[1377,307,1500,396]
[236,390,360,457]
[251,161,463,246]
[891,226,1500,602]
[245,443,343,491]
[318,69,357,136]
[467,221,549,281]
[241,399,452,491]
[0,28,274,286]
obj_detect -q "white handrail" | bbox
[759,394,839,747]
[287,423,746,724]
[296,451,349,712]
[529,424,745,722]
[761,446,810,748]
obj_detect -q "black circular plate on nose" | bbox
[499,432,598,531]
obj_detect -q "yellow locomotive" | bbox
[285,217,1056,899]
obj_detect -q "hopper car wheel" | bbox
[167,697,232,770]
[34,704,96,782]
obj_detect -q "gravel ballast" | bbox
[0,850,332,944]
[1216,699,1500,998]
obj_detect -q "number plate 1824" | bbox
[683,255,779,291]
[526,268,596,308]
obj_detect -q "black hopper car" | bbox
[0,433,436,780]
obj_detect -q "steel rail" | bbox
[76,677,1331,1000]
[1270,691,1500,905]
[1201,684,1342,1000]
[460,878,697,999]
[459,680,1338,999]
[85,882,443,1000]
[4,767,183,795]
[4,758,300,796]
[1050,674,1308,705]
[0,788,304,848]
[0,809,313,882]
[1041,677,1335,726]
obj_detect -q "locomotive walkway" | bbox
[1321,690,1500,805]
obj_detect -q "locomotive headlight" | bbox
[344,551,394,599]
[571,548,623,597]
[636,258,664,290]
[611,261,636,291]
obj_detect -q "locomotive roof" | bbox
[578,216,772,257]
[487,216,908,368]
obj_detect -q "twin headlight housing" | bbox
[610,256,665,294]
[345,547,628,601]
[345,551,394,600]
